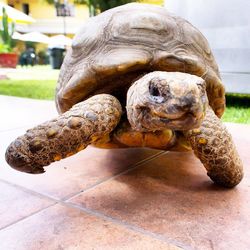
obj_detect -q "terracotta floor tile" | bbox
[70,123,250,250]
[0,181,54,229]
[0,204,180,250]
[1,128,160,199]
[1,96,249,249]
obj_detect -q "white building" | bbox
[164,0,250,94]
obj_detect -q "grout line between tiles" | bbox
[63,150,167,201]
[0,151,192,249]
[0,150,166,203]
[0,179,60,231]
[0,203,56,231]
[63,201,191,250]
[0,178,62,202]
[0,150,167,228]
[0,178,190,250]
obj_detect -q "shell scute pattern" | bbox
[109,10,177,47]
[55,3,225,117]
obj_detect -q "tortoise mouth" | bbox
[152,110,187,120]
[158,110,203,121]
[8,160,45,174]
[151,104,204,120]
[8,161,45,174]
[152,110,204,130]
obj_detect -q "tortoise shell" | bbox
[56,3,225,117]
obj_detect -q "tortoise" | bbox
[5,3,243,188]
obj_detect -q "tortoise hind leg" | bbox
[184,106,243,188]
[5,94,122,174]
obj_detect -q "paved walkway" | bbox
[0,95,249,250]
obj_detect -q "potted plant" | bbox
[0,7,18,68]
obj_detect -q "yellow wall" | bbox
[140,0,164,5]
[6,0,164,54]
[7,0,89,20]
[7,0,164,20]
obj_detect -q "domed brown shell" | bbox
[56,3,225,117]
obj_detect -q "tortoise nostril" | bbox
[149,83,161,97]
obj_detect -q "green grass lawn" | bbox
[0,66,250,124]
[0,79,56,100]
[0,66,58,99]
[223,106,250,123]
[223,94,250,124]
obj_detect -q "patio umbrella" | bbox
[48,35,72,48]
[20,32,50,43]
[0,3,35,24]
[12,31,23,40]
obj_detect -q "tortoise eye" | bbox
[149,83,160,97]
[149,82,165,103]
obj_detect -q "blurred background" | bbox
[166,0,250,95]
[0,0,249,123]
[0,0,165,69]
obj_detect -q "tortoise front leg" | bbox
[184,107,243,188]
[5,94,122,174]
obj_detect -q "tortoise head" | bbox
[127,71,208,131]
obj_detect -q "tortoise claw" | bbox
[5,142,45,174]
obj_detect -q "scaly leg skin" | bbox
[184,106,243,188]
[5,94,122,174]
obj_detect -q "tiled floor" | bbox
[0,95,249,250]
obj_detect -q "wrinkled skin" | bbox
[127,72,207,131]
[127,72,243,187]
[5,71,243,187]
[5,3,244,187]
